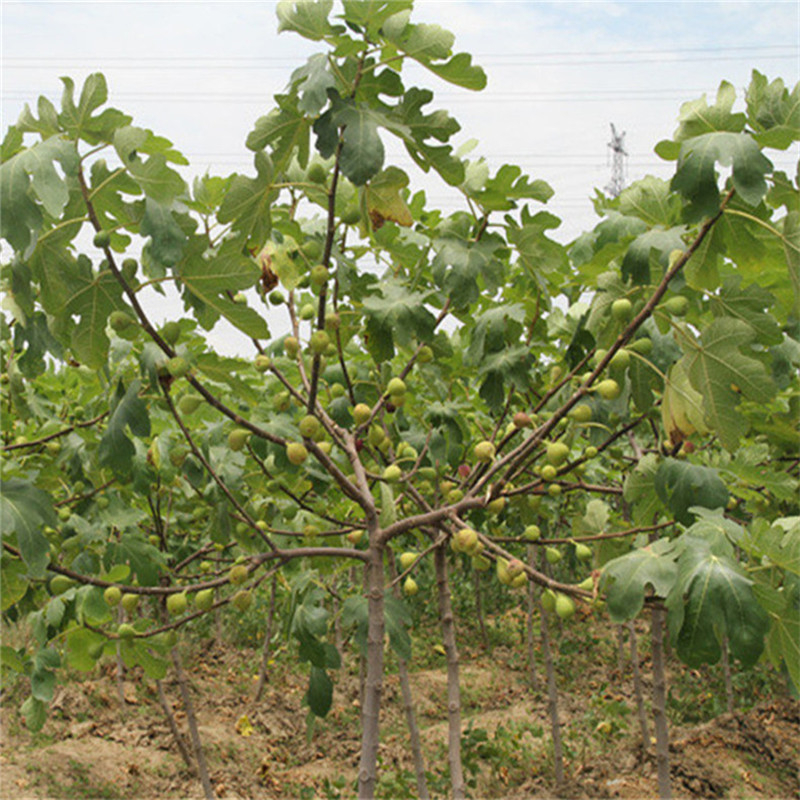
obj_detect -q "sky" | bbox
[2,0,799,353]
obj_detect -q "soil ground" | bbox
[1,614,797,800]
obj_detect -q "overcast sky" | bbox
[2,0,798,353]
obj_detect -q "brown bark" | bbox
[651,605,672,799]
[435,546,465,799]
[254,574,278,702]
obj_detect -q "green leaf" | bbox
[508,211,568,283]
[621,227,685,285]
[98,379,150,477]
[247,95,311,172]
[673,81,746,140]
[601,538,679,622]
[655,458,728,526]
[756,578,800,690]
[709,278,783,345]
[140,199,187,269]
[783,211,800,312]
[1,644,26,674]
[179,239,269,339]
[379,482,397,528]
[746,71,800,150]
[432,235,504,309]
[0,479,57,578]
[21,696,47,732]
[672,131,773,220]
[217,152,275,247]
[327,99,386,186]
[661,357,710,445]
[66,628,106,672]
[468,164,552,211]
[381,12,486,91]
[683,317,776,450]
[617,176,682,228]
[1,557,29,610]
[741,517,800,576]
[666,535,769,668]
[305,666,333,717]
[362,281,436,361]
[59,74,132,143]
[291,53,336,115]
[277,0,337,41]
[0,135,79,251]
[126,153,185,204]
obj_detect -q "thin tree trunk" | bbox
[537,590,565,791]
[214,587,223,648]
[157,679,194,771]
[651,605,672,800]
[254,574,278,702]
[473,569,489,649]
[387,556,429,800]
[721,636,734,713]
[616,624,627,675]
[170,648,216,800]
[627,620,649,753]
[332,577,344,657]
[358,561,369,726]
[525,547,540,690]
[115,605,126,707]
[435,546,465,800]
[357,540,385,799]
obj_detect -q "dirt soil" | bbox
[1,624,797,800]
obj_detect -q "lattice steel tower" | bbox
[606,123,628,198]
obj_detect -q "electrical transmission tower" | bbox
[605,123,628,198]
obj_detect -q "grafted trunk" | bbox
[357,541,385,799]
[171,647,216,800]
[651,605,672,799]
[254,574,278,702]
[537,591,564,790]
[434,545,465,799]
[627,620,649,753]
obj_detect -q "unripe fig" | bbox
[541,465,557,482]
[49,575,74,595]
[555,593,576,620]
[268,289,285,305]
[386,377,406,396]
[117,623,136,639]
[471,554,491,572]
[167,592,188,616]
[496,558,512,586]
[299,303,316,321]
[121,593,139,614]
[383,464,402,483]
[541,589,557,612]
[310,330,330,355]
[284,336,300,357]
[232,590,252,612]
[399,552,417,570]
[545,547,562,565]
[353,403,371,425]
[611,298,632,322]
[195,589,214,611]
[232,292,247,305]
[524,524,541,541]
[104,586,122,606]
[178,394,202,415]
[585,446,598,458]
[298,415,320,439]
[161,321,181,346]
[346,530,364,545]
[609,350,630,371]
[310,264,329,288]
[575,543,593,562]
[228,565,249,586]
[662,296,689,316]
[93,230,111,248]
[307,162,327,184]
[473,440,496,463]
[506,559,524,579]
[577,576,594,591]
[596,379,621,400]
[228,428,250,451]
[417,345,434,363]
[121,258,137,283]
[568,404,592,423]
[546,442,570,466]
[511,572,528,588]
[548,483,562,497]
[109,311,135,332]
[286,442,309,465]
[167,357,190,378]
[254,355,272,373]
[629,337,653,355]
[486,497,506,514]
[403,577,419,596]
[456,528,479,555]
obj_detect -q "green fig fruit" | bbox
[541,589,557,612]
[546,442,570,466]
[386,377,406,396]
[298,415,320,438]
[104,586,122,606]
[161,321,181,346]
[399,552,417,570]
[555,593,576,620]
[228,428,250,451]
[117,623,137,639]
[596,379,621,400]
[353,403,371,426]
[228,565,249,586]
[93,230,111,248]
[473,441,496,463]
[166,592,188,616]
[545,547,562,565]
[611,298,632,322]
[121,593,139,614]
[231,590,252,612]
[195,589,214,611]
[403,577,419,596]
[524,524,541,541]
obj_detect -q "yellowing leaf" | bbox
[661,357,709,444]
[236,714,254,737]
[365,167,413,229]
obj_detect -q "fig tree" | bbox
[121,593,139,614]
[555,593,576,620]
